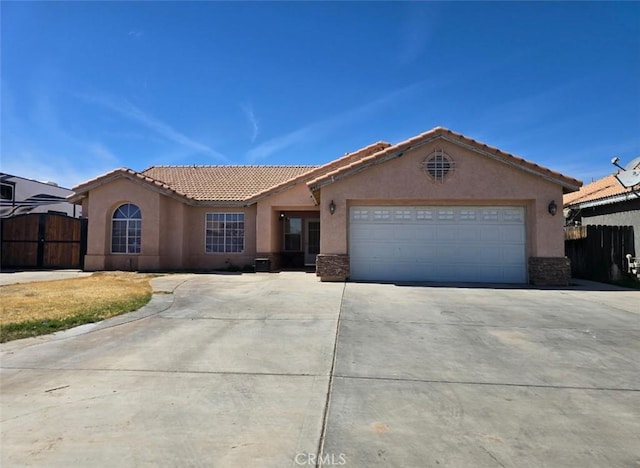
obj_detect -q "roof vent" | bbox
[422,148,455,183]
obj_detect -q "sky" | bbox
[1,1,639,189]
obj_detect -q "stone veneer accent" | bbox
[528,257,571,286]
[316,254,349,282]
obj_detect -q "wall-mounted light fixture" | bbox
[548,200,558,216]
[329,200,336,215]
[279,212,285,219]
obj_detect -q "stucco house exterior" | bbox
[69,127,582,285]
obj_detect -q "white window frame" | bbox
[111,203,142,254]
[205,212,245,253]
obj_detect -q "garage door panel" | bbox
[350,243,373,257]
[478,226,500,241]
[502,265,527,282]
[418,227,437,241]
[500,243,526,262]
[394,228,417,241]
[435,226,458,241]
[451,244,481,259]
[502,208,525,222]
[374,227,395,240]
[350,206,526,283]
[458,229,481,241]
[500,225,525,242]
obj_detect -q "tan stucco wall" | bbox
[182,204,257,270]
[82,177,258,271]
[158,196,185,270]
[83,178,161,271]
[255,183,318,254]
[81,139,566,272]
[319,140,565,258]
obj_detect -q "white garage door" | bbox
[349,206,526,283]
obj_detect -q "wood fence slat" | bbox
[565,224,636,281]
[1,213,86,270]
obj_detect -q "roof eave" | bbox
[244,169,319,205]
[308,139,429,191]
[437,134,582,191]
[308,132,582,192]
[67,193,86,204]
[192,199,250,207]
[71,169,196,205]
[247,142,392,203]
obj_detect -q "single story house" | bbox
[564,168,640,253]
[69,127,582,285]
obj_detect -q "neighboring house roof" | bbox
[307,127,582,193]
[563,172,640,209]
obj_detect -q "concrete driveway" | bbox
[0,269,92,286]
[1,274,639,467]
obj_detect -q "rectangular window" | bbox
[284,217,302,251]
[1,183,14,201]
[205,213,245,253]
[111,219,141,253]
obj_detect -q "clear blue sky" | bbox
[1,1,639,189]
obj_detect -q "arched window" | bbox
[111,203,141,254]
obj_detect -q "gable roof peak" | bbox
[307,126,582,192]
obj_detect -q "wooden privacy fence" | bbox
[564,225,635,281]
[1,213,87,270]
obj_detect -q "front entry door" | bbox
[304,219,320,266]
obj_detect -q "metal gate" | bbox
[0,213,87,269]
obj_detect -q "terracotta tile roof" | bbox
[141,165,317,201]
[69,168,195,203]
[563,172,639,207]
[307,127,582,192]
[70,141,390,204]
[71,128,584,205]
[244,141,391,203]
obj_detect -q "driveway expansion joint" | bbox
[0,366,328,378]
[340,318,640,332]
[316,281,347,467]
[157,316,338,321]
[333,375,640,392]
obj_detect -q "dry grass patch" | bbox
[1,272,156,342]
